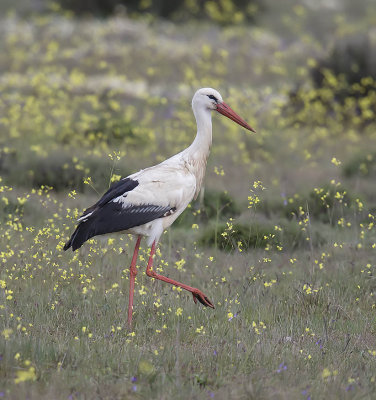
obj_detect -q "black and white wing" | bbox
[64,165,196,251]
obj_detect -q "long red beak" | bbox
[216,102,256,132]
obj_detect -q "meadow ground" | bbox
[1,1,376,398]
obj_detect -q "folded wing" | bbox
[64,165,196,251]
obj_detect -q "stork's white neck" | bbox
[179,104,213,198]
[187,105,213,158]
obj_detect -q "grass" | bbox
[1,0,376,398]
[2,208,376,399]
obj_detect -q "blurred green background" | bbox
[1,0,375,199]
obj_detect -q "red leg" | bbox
[145,241,214,308]
[127,235,142,328]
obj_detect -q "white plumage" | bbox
[123,164,196,244]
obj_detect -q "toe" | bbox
[193,291,215,309]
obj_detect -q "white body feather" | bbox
[114,162,196,245]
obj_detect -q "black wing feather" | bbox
[64,178,175,251]
[79,178,139,219]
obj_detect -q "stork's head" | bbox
[192,87,255,132]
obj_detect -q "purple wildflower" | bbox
[276,362,287,373]
[315,339,324,350]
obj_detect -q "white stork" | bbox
[64,88,255,327]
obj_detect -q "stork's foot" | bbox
[192,289,215,309]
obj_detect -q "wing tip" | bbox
[63,224,88,252]
[63,237,84,252]
[63,241,71,251]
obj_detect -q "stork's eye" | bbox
[207,94,218,102]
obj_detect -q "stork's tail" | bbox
[63,221,95,251]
